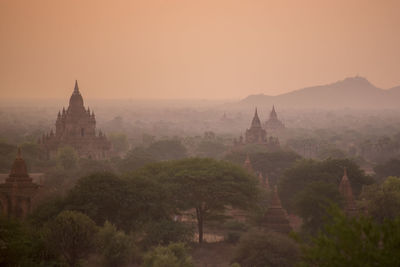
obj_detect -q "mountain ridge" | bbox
[239,77,399,109]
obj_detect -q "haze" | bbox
[1,0,399,99]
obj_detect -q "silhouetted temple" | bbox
[339,168,357,216]
[262,186,292,234]
[245,108,267,144]
[39,81,111,159]
[233,108,281,150]
[264,105,285,131]
[0,149,40,218]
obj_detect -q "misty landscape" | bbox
[1,1,400,267]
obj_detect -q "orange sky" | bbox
[0,0,399,99]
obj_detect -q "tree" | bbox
[147,139,187,161]
[56,146,79,170]
[299,206,400,267]
[374,159,400,180]
[0,215,47,266]
[279,158,372,213]
[119,147,155,172]
[233,230,299,267]
[65,172,174,232]
[225,151,301,185]
[138,158,259,243]
[143,243,194,267]
[360,176,400,223]
[294,181,343,234]
[97,221,136,267]
[46,210,98,267]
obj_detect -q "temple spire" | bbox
[251,107,261,128]
[74,80,79,93]
[270,105,277,119]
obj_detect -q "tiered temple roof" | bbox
[0,148,40,218]
[261,186,292,234]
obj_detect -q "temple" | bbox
[233,108,280,150]
[264,105,285,132]
[245,108,267,144]
[39,81,111,159]
[339,168,357,216]
[0,149,40,218]
[262,186,292,234]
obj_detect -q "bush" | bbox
[142,243,194,267]
[97,221,138,267]
[141,220,194,248]
[233,230,299,267]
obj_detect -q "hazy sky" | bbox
[0,0,399,99]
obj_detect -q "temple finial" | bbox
[74,80,79,93]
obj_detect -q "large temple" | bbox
[234,108,280,149]
[0,149,40,218]
[39,81,111,159]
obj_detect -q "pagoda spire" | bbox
[270,105,278,119]
[74,80,79,93]
[251,107,262,128]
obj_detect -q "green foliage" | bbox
[295,182,343,234]
[0,216,48,266]
[233,230,299,267]
[136,158,259,243]
[141,219,194,249]
[195,140,226,158]
[46,210,98,267]
[142,243,194,267]
[360,176,400,223]
[56,146,79,170]
[374,158,400,180]
[0,141,16,172]
[97,221,137,267]
[279,158,372,213]
[65,172,173,232]
[225,150,301,185]
[29,195,66,227]
[119,147,156,172]
[299,206,400,267]
[148,139,187,161]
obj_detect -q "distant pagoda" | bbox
[264,105,285,131]
[0,148,40,218]
[261,186,292,234]
[339,168,357,216]
[39,81,111,159]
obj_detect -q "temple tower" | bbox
[0,148,40,218]
[262,186,292,234]
[339,168,357,216]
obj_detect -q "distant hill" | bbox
[239,77,400,109]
